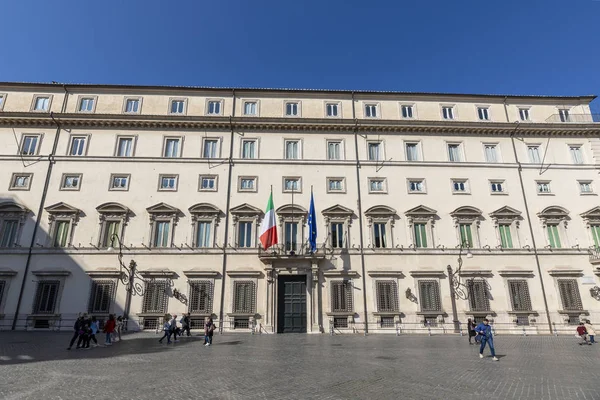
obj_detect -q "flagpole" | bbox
[290,183,295,255]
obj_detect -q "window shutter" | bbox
[508,280,532,312]
[376,281,398,312]
[189,280,213,314]
[419,280,441,312]
[233,281,256,314]
[142,280,168,313]
[558,279,583,311]
[33,281,59,314]
[88,280,115,314]
[468,280,490,312]
[331,281,353,312]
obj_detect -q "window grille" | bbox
[233,281,256,314]
[468,280,490,312]
[234,318,250,329]
[380,316,395,328]
[423,316,438,327]
[376,281,399,312]
[142,280,168,313]
[88,280,115,314]
[143,318,159,330]
[418,280,441,312]
[508,280,532,312]
[188,280,213,314]
[333,317,348,328]
[515,315,530,326]
[331,281,353,312]
[32,281,59,314]
[557,279,583,311]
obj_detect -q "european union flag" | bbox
[308,190,317,253]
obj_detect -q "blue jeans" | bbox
[480,337,495,357]
[105,332,112,344]
[590,335,595,344]
[204,335,212,345]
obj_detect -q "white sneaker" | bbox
[479,354,484,359]
[204,343,209,346]
[492,357,499,361]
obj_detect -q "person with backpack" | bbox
[180,313,191,337]
[103,314,116,346]
[204,316,215,346]
[158,313,172,344]
[67,313,85,350]
[474,319,498,361]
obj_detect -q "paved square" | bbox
[0,331,599,400]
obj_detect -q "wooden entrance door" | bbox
[277,275,307,333]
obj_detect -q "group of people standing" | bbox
[158,313,216,346]
[576,320,596,345]
[67,313,123,350]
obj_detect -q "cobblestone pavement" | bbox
[0,331,599,400]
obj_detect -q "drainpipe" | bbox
[12,84,70,330]
[218,89,236,331]
[504,98,553,333]
[352,92,369,334]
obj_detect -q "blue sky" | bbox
[2,0,599,109]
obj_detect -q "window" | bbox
[20,135,40,155]
[376,281,399,312]
[239,177,257,192]
[233,281,256,314]
[241,139,256,159]
[327,141,342,160]
[508,280,532,312]
[331,281,353,312]
[78,97,95,112]
[537,181,551,194]
[498,224,513,248]
[591,225,600,248]
[365,104,378,118]
[0,219,19,247]
[163,138,181,158]
[419,280,441,312]
[53,220,70,247]
[207,100,222,115]
[170,99,186,114]
[109,174,130,191]
[408,179,425,193]
[285,102,299,116]
[88,280,115,314]
[142,281,168,313]
[331,222,344,248]
[33,281,59,314]
[61,174,82,191]
[468,280,490,312]
[284,140,300,159]
[405,142,420,161]
[69,136,87,156]
[237,221,253,248]
[116,137,134,157]
[33,96,50,111]
[557,279,583,311]
[243,101,257,116]
[579,181,593,194]
[546,224,561,248]
[459,223,473,247]
[442,106,454,120]
[452,179,468,193]
[519,108,530,121]
[9,173,32,190]
[484,144,498,162]
[527,146,541,163]
[158,175,178,191]
[124,98,140,113]
[477,107,490,121]
[373,222,387,248]
[490,180,504,193]
[203,139,219,158]
[369,178,386,193]
[0,93,5,111]
[327,178,344,192]
[367,142,382,161]
[189,281,213,314]
[153,221,170,247]
[559,109,570,122]
[326,103,339,117]
[196,221,212,248]
[413,223,428,248]
[401,105,414,119]
[199,175,217,191]
[569,146,583,164]
[101,221,120,248]
[283,177,301,192]
[447,143,462,162]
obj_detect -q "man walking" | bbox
[180,313,191,337]
[475,319,498,361]
[67,313,84,350]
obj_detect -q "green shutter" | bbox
[460,224,472,246]
[499,225,513,249]
[54,221,69,247]
[592,225,600,248]
[414,223,427,248]
[547,225,561,249]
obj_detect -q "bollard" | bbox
[522,326,527,337]
[395,321,400,337]
[427,321,432,337]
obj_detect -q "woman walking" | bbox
[204,316,215,346]
[467,318,477,345]
[89,316,100,347]
[103,314,116,346]
[159,313,172,344]
[115,316,123,342]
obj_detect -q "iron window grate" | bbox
[508,280,532,312]
[558,279,583,311]
[233,281,256,314]
[380,316,395,328]
[331,281,353,312]
[418,280,441,312]
[143,318,159,330]
[515,315,530,326]
[468,280,490,312]
[142,280,168,313]
[32,280,59,314]
[88,280,116,314]
[376,280,399,312]
[234,318,250,329]
[333,317,348,328]
[188,280,214,314]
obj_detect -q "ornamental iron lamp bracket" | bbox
[172,288,188,305]
[590,286,600,301]
[109,233,153,297]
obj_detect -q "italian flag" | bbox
[259,192,278,249]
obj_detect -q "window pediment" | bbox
[0,202,30,220]
[230,203,262,217]
[189,203,222,217]
[276,204,307,216]
[365,205,397,218]
[580,206,600,222]
[450,206,482,223]
[96,202,130,215]
[45,202,81,215]
[538,206,569,222]
[322,204,354,218]
[405,205,437,218]
[146,202,182,218]
[489,206,521,220]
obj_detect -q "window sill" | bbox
[373,311,401,316]
[490,192,508,195]
[408,191,427,194]
[580,193,597,196]
[137,313,165,317]
[557,310,588,315]
[368,191,388,195]
[326,312,354,317]
[537,193,554,196]
[467,310,495,315]
[227,313,257,317]
[452,192,471,195]
[416,311,445,316]
[507,311,538,315]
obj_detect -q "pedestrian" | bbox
[577,322,589,345]
[67,313,85,350]
[170,314,180,342]
[89,316,100,347]
[103,314,116,346]
[204,316,215,346]
[180,313,191,337]
[76,318,91,349]
[584,320,595,344]
[474,319,498,361]
[467,318,477,345]
[158,313,172,344]
[115,316,123,342]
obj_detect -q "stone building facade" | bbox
[1,82,599,334]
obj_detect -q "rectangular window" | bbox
[327,141,341,160]
[452,179,467,193]
[207,101,221,115]
[591,225,600,248]
[477,107,490,121]
[365,104,378,118]
[459,223,473,247]
[498,224,513,248]
[376,281,398,312]
[163,138,181,158]
[244,101,257,116]
[285,140,299,159]
[326,103,339,117]
[170,100,185,114]
[238,221,253,248]
[109,174,130,191]
[508,280,532,312]
[0,220,19,247]
[369,179,385,193]
[53,221,69,247]
[125,99,140,113]
[88,280,115,314]
[196,221,211,248]
[490,181,504,193]
[405,143,420,161]
[153,221,170,247]
[448,144,462,162]
[203,139,218,158]
[368,142,382,161]
[283,178,300,192]
[78,98,95,112]
[33,281,59,314]
[159,175,178,191]
[519,108,530,121]
[373,222,387,248]
[116,137,134,157]
[21,135,39,155]
[559,109,570,122]
[10,173,32,190]
[484,144,498,162]
[285,102,298,116]
[558,279,583,311]
[547,224,561,248]
[327,178,343,192]
[468,280,490,312]
[579,181,593,194]
[199,176,217,191]
[284,221,298,251]
[528,146,541,163]
[34,96,50,111]
[142,281,168,313]
[101,221,120,248]
[0,94,5,110]
[61,174,82,190]
[537,181,551,194]
[419,280,441,312]
[408,179,424,193]
[331,222,344,248]
[442,106,454,120]
[331,281,353,312]
[401,105,414,119]
[569,146,583,164]
[413,223,428,248]
[188,281,213,314]
[233,281,256,314]
[69,136,87,156]
[241,140,256,159]
[239,177,256,192]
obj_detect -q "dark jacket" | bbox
[205,320,215,336]
[474,322,493,339]
[73,317,83,332]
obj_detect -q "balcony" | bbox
[545,114,600,124]
[257,243,328,264]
